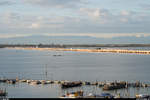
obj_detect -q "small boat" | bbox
[0,89,7,96]
[19,79,27,82]
[27,80,32,83]
[103,82,126,90]
[86,93,114,98]
[84,81,91,85]
[30,81,41,85]
[53,55,62,57]
[99,93,114,98]
[0,79,7,83]
[54,80,61,84]
[86,93,100,98]
[61,81,82,88]
[114,93,121,98]
[60,90,84,98]
[136,94,150,99]
[7,79,16,84]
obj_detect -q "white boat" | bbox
[60,90,84,98]
[136,94,150,98]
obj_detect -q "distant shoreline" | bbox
[1,44,150,48]
[5,47,150,55]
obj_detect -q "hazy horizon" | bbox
[0,35,150,44]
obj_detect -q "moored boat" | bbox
[30,80,41,85]
[86,92,114,98]
[103,81,126,90]
[0,89,7,96]
[61,81,82,88]
[136,94,150,99]
[60,90,84,98]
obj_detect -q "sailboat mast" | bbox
[45,64,48,80]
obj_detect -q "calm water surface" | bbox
[0,48,150,98]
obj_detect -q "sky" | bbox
[0,0,150,44]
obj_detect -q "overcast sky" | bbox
[0,0,150,43]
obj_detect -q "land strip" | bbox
[6,47,150,55]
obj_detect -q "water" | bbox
[0,48,150,98]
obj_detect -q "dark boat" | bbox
[61,81,82,88]
[7,79,16,84]
[0,89,7,96]
[103,82,126,90]
[99,93,114,98]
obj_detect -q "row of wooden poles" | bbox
[60,48,150,54]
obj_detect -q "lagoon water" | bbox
[0,47,150,98]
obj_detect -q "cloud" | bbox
[23,0,87,8]
[43,33,150,38]
[79,8,150,26]
[0,0,14,6]
[0,34,31,38]
[29,23,40,29]
[29,22,64,29]
[0,12,63,28]
[80,8,109,18]
[120,10,130,16]
[139,4,150,10]
[27,16,67,29]
[0,12,22,29]
[1,12,20,22]
[79,8,111,24]
[1,5,150,35]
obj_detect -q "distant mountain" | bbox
[0,35,150,44]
